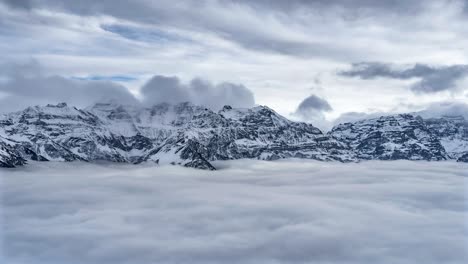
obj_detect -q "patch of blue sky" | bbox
[101,24,189,44]
[72,75,138,82]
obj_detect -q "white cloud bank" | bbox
[1,160,467,264]
[0,60,256,113]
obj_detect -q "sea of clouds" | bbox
[1,160,467,264]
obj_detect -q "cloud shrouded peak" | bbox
[331,101,468,126]
[339,62,468,94]
[416,101,468,120]
[141,75,255,110]
[0,61,256,113]
[0,61,139,113]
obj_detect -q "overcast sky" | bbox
[0,0,467,124]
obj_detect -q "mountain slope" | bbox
[0,136,26,168]
[0,103,466,169]
[329,114,448,161]
[424,115,468,161]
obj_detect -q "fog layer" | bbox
[1,160,467,264]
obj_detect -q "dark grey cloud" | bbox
[141,75,255,110]
[340,62,468,93]
[296,94,332,113]
[228,0,427,14]
[293,95,332,130]
[2,160,466,264]
[0,0,32,9]
[3,0,430,16]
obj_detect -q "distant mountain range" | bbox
[1,102,467,169]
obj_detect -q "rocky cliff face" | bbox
[328,114,449,161]
[0,102,466,169]
[0,136,26,168]
[423,115,468,162]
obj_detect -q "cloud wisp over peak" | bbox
[141,75,255,110]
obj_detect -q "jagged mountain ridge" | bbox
[1,102,467,169]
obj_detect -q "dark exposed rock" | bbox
[457,153,468,162]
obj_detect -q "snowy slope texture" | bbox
[424,115,468,162]
[329,114,452,161]
[0,102,467,169]
[0,136,26,168]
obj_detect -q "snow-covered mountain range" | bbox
[1,102,467,169]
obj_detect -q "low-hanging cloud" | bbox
[332,111,389,126]
[416,101,468,120]
[141,75,255,110]
[332,101,468,126]
[0,60,139,112]
[339,62,468,94]
[293,94,332,130]
[0,76,139,113]
[0,61,256,113]
[1,160,466,264]
[295,94,332,114]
